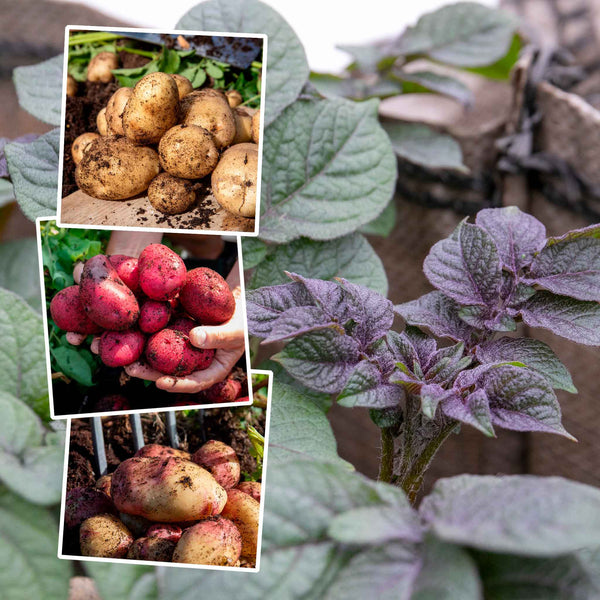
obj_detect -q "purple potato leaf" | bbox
[441,388,495,437]
[264,305,338,343]
[526,237,600,302]
[423,222,502,306]
[386,331,420,374]
[458,304,517,332]
[475,206,546,272]
[425,342,472,386]
[420,383,455,419]
[273,328,362,394]
[545,223,600,245]
[403,327,438,367]
[287,272,349,318]
[518,291,600,346]
[476,337,576,393]
[338,360,404,409]
[395,291,477,342]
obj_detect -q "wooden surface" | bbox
[60,189,256,233]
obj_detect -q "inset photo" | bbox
[57,26,265,235]
[58,370,271,570]
[38,219,251,418]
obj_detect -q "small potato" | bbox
[119,512,153,537]
[106,87,132,136]
[220,489,260,560]
[108,255,140,293]
[75,136,160,200]
[232,108,253,144]
[87,51,118,83]
[173,517,241,566]
[50,285,102,334]
[127,536,176,562]
[237,481,261,503]
[181,89,236,149]
[138,243,186,301]
[99,329,145,367]
[225,90,243,108]
[95,474,112,498]
[80,514,133,558]
[146,523,183,543]
[66,75,78,97]
[71,132,100,165]
[148,173,197,215]
[192,440,240,489]
[251,111,260,144]
[96,107,108,135]
[123,72,180,145]
[65,487,116,528]
[171,74,193,99]
[211,143,258,218]
[138,299,172,333]
[158,124,219,179]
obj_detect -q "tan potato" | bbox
[71,133,100,165]
[171,74,193,99]
[123,72,180,145]
[158,124,219,179]
[66,75,78,97]
[211,143,258,218]
[79,514,133,558]
[237,481,261,503]
[111,456,227,522]
[106,87,132,136]
[225,90,243,108]
[220,488,260,560]
[251,111,260,144]
[96,107,108,135]
[87,51,118,83]
[75,136,160,200]
[232,108,253,144]
[127,536,176,562]
[95,474,112,497]
[181,89,235,149]
[192,440,241,489]
[135,444,191,461]
[172,517,241,565]
[148,173,196,215]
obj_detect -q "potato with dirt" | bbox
[111,456,227,522]
[221,488,260,560]
[251,111,260,144]
[179,267,235,325]
[181,89,236,149]
[75,136,160,200]
[146,523,183,543]
[170,73,193,99]
[95,475,112,497]
[71,132,100,165]
[96,107,108,135]
[205,379,242,403]
[211,143,258,218]
[193,440,241,489]
[50,285,102,334]
[172,517,242,565]
[108,255,140,294]
[105,87,132,136]
[123,72,180,144]
[127,536,176,561]
[138,299,172,333]
[232,107,256,144]
[237,481,261,503]
[65,487,116,528]
[138,243,187,301]
[225,90,243,108]
[148,173,197,215]
[135,444,191,461]
[80,514,134,558]
[66,75,78,97]
[99,329,146,367]
[87,51,118,83]
[158,124,219,179]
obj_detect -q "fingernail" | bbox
[191,328,206,346]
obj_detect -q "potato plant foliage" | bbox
[1,1,600,599]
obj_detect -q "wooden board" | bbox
[60,190,255,234]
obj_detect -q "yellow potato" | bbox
[75,136,160,200]
[96,107,108,135]
[79,514,133,558]
[71,133,100,165]
[211,143,258,218]
[66,75,78,97]
[251,111,260,144]
[123,72,180,144]
[181,89,236,149]
[148,173,196,215]
[171,74,194,99]
[87,51,118,83]
[225,90,243,108]
[220,488,260,560]
[106,87,132,136]
[232,108,253,144]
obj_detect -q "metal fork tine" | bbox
[91,417,107,477]
[166,411,179,449]
[130,413,145,452]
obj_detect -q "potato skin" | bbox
[225,90,243,108]
[205,379,242,403]
[123,72,180,145]
[95,475,112,497]
[251,111,260,144]
[108,255,140,294]
[232,108,253,144]
[80,514,133,558]
[79,254,140,330]
[139,300,172,333]
[99,329,146,367]
[146,523,183,543]
[65,487,116,528]
[75,136,159,200]
[148,173,196,215]
[71,132,100,165]
[172,517,242,565]
[158,124,219,179]
[237,481,261,503]
[171,74,193,99]
[119,512,153,537]
[135,444,191,461]
[106,87,132,136]
[96,107,108,135]
[138,244,186,301]
[221,488,260,560]
[66,75,78,97]
[211,143,258,218]
[181,89,236,149]
[192,440,241,489]
[50,285,102,334]
[127,536,176,561]
[111,456,227,522]
[179,267,235,325]
[87,51,118,83]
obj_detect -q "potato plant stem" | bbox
[378,427,394,483]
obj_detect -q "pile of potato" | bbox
[71,70,260,219]
[50,243,238,380]
[66,441,261,566]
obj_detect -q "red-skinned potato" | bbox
[134,444,191,461]
[111,456,227,522]
[172,517,242,565]
[221,488,260,560]
[205,379,242,403]
[237,481,261,503]
[99,329,145,367]
[146,523,182,543]
[179,267,235,325]
[79,255,140,330]
[192,441,240,489]
[139,300,171,333]
[127,536,176,561]
[138,244,186,301]
[65,487,116,528]
[50,285,102,334]
[80,514,133,558]
[108,255,140,294]
[168,316,197,336]
[119,512,153,537]
[95,474,112,498]
[145,328,214,376]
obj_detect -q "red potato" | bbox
[95,474,112,498]
[237,481,261,503]
[192,441,240,489]
[80,514,134,558]
[168,316,197,336]
[146,523,182,543]
[205,379,242,403]
[221,488,260,560]
[93,394,131,413]
[111,456,227,522]
[145,329,215,376]
[99,329,145,367]
[50,285,102,334]
[108,255,140,294]
[139,300,171,333]
[179,267,235,325]
[79,255,140,330]
[172,517,242,566]
[65,487,116,528]
[127,536,176,561]
[134,444,191,461]
[138,244,186,301]
[119,512,153,537]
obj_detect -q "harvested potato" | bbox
[65,487,116,528]
[146,328,215,376]
[106,87,132,136]
[135,444,191,461]
[96,107,108,135]
[99,329,146,367]
[138,243,186,301]
[123,72,180,144]
[221,489,260,560]
[108,255,140,294]
[119,512,153,537]
[71,133,100,165]
[95,475,112,498]
[181,89,235,149]
[232,108,253,144]
[50,285,102,334]
[172,517,242,565]
[111,456,227,522]
[179,267,235,325]
[237,481,261,503]
[251,111,260,144]
[225,90,243,108]
[192,441,241,489]
[127,536,176,561]
[171,73,193,99]
[75,136,160,200]
[146,523,183,543]
[211,143,258,218]
[205,379,242,403]
[80,514,133,558]
[66,75,78,97]
[158,124,219,179]
[87,51,118,83]
[139,299,172,333]
[148,173,197,215]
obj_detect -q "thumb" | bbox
[189,322,244,350]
